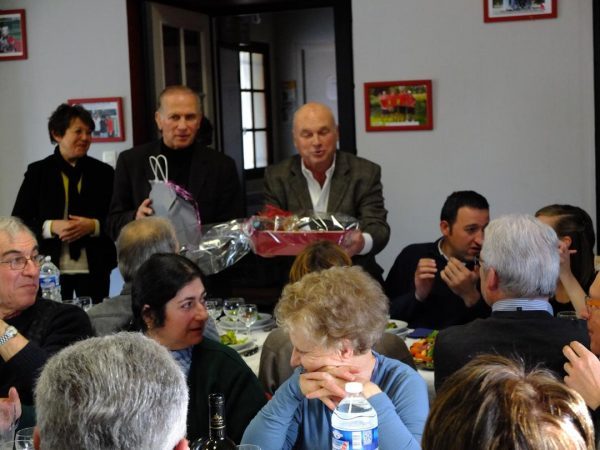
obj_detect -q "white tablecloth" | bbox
[238,329,436,402]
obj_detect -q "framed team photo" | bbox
[364,80,433,132]
[0,9,27,61]
[484,0,557,23]
[68,97,125,142]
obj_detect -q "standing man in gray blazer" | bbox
[263,102,390,281]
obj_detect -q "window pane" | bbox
[240,52,251,90]
[243,131,255,169]
[251,53,264,90]
[162,25,181,86]
[253,92,266,129]
[241,92,253,129]
[184,29,202,93]
[255,131,267,168]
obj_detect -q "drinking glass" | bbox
[238,304,258,340]
[15,427,34,450]
[62,298,81,308]
[206,298,223,322]
[237,445,261,450]
[0,401,17,443]
[77,296,93,312]
[223,298,245,329]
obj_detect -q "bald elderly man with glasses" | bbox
[0,216,92,406]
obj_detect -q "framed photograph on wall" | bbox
[364,80,433,132]
[0,9,27,61]
[484,0,557,23]
[68,97,125,142]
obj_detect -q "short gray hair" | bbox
[481,214,559,298]
[0,216,36,242]
[117,217,178,282]
[35,333,188,450]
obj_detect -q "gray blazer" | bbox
[263,151,390,255]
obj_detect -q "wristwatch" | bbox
[0,326,18,346]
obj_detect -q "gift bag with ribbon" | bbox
[148,155,202,247]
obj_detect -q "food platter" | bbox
[384,319,409,334]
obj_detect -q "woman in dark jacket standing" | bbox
[12,103,116,303]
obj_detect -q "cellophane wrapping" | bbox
[244,205,359,257]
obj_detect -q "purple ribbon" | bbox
[167,180,201,227]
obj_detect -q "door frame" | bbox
[126,0,355,153]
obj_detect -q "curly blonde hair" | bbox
[276,266,388,354]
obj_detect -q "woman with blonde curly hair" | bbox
[243,265,428,450]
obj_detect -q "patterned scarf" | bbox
[170,346,193,376]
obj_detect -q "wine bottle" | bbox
[200,393,236,450]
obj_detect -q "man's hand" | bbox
[0,387,21,433]
[52,216,95,243]
[563,341,600,410]
[299,366,358,410]
[440,257,481,307]
[135,198,154,220]
[414,258,437,301]
[341,230,365,257]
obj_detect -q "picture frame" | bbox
[364,80,433,132]
[0,9,27,61]
[484,0,557,23]
[68,97,125,142]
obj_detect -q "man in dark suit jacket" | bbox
[107,85,243,241]
[263,102,390,281]
[434,214,589,391]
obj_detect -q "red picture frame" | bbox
[364,80,433,132]
[484,0,557,23]
[0,9,27,61]
[68,97,125,143]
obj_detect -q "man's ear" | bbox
[33,426,41,450]
[440,220,451,237]
[174,438,189,450]
[486,267,500,292]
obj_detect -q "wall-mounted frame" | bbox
[68,97,125,142]
[364,80,433,132]
[484,0,557,23]
[0,9,27,61]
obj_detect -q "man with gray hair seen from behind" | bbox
[434,214,589,391]
[87,217,218,340]
[34,332,189,450]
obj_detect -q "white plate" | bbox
[219,318,276,331]
[220,313,272,327]
[385,319,408,334]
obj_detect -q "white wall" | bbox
[0,0,595,277]
[0,0,132,215]
[353,0,596,274]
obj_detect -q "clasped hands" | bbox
[298,365,380,410]
[415,257,480,307]
[51,215,95,243]
[563,341,600,410]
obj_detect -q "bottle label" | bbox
[332,427,378,450]
[40,275,59,289]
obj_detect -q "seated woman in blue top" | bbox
[242,265,429,450]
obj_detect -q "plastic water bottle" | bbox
[39,256,61,302]
[332,382,378,450]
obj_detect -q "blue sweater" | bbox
[242,352,428,450]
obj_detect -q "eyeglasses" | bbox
[0,254,45,270]
[585,297,600,315]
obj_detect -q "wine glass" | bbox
[77,296,93,312]
[206,298,223,322]
[223,298,245,329]
[15,427,35,450]
[238,304,258,340]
